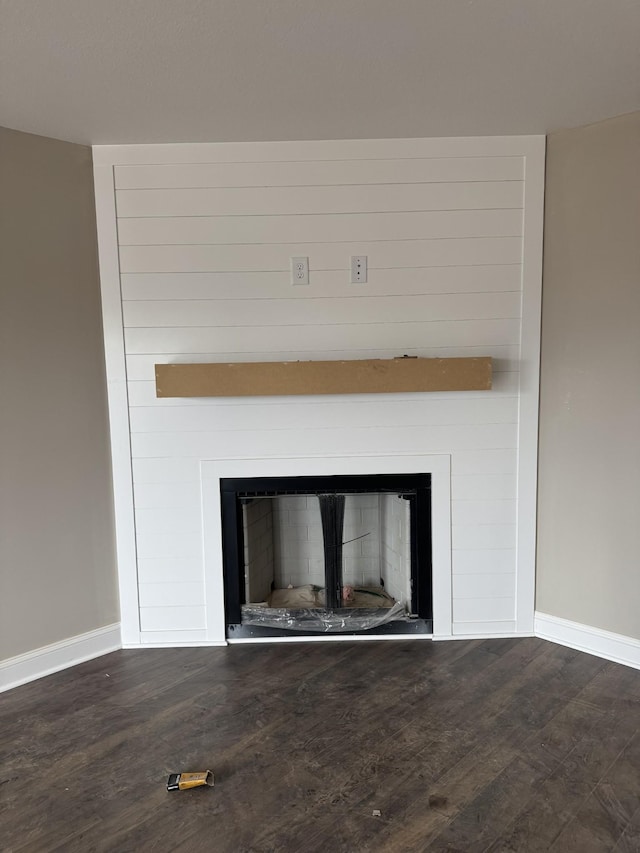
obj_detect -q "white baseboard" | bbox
[128,641,228,648]
[0,623,122,693]
[534,612,640,671]
[4,614,637,691]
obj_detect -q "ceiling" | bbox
[1,0,639,145]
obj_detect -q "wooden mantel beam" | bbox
[155,357,492,398]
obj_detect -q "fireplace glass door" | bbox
[220,474,432,637]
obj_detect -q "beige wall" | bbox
[536,112,640,640]
[0,127,119,660]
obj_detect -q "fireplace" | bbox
[201,454,452,643]
[220,473,432,637]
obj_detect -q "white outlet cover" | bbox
[350,255,367,283]
[291,256,309,285]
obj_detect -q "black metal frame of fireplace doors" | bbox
[220,473,432,638]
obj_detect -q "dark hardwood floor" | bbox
[1,638,639,852]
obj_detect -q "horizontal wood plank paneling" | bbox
[452,549,517,574]
[103,137,541,638]
[452,573,516,600]
[131,458,201,484]
[138,582,205,608]
[136,531,203,560]
[452,524,517,550]
[123,291,521,328]
[129,397,517,433]
[124,319,521,356]
[116,182,523,218]
[451,449,518,475]
[120,265,522,301]
[453,598,515,623]
[118,209,522,247]
[135,506,199,535]
[139,606,206,632]
[451,473,518,501]
[131,449,519,483]
[451,499,516,526]
[137,557,203,584]
[119,236,523,273]
[133,482,201,509]
[114,156,525,189]
[129,423,518,459]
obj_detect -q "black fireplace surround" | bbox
[220,473,432,638]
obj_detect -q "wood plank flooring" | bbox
[1,638,639,852]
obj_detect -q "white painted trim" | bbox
[93,135,546,166]
[0,624,122,693]
[201,453,452,643]
[92,136,545,647]
[515,137,546,633]
[93,164,140,645]
[535,612,640,671]
[124,641,228,649]
[228,634,434,645]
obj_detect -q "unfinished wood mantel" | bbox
[155,357,492,398]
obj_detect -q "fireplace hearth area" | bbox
[221,473,432,638]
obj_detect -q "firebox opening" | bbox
[221,474,432,637]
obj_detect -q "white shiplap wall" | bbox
[93,136,544,646]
